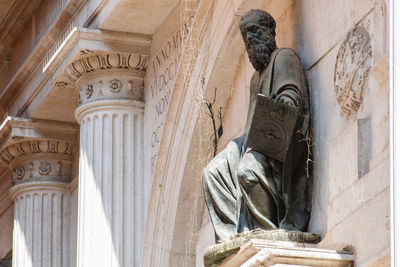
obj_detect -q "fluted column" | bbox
[11,182,70,267]
[64,51,146,267]
[0,118,77,267]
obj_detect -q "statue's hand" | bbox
[273,94,297,107]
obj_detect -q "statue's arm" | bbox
[273,86,301,107]
[270,48,306,109]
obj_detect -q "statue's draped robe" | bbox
[203,48,312,241]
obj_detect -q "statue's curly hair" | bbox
[239,9,276,38]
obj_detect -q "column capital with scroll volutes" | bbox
[55,50,148,122]
[62,51,147,103]
[0,117,78,196]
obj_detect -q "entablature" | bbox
[5,28,150,124]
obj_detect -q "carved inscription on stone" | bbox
[1,140,75,184]
[334,26,372,115]
[77,77,144,105]
[147,23,190,174]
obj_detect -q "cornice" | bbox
[2,28,151,122]
[0,117,78,148]
[44,28,151,75]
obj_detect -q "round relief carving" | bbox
[109,79,122,93]
[334,26,372,115]
[13,166,25,180]
[38,161,52,176]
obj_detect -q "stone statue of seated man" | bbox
[202,9,313,242]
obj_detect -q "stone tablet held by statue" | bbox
[246,94,299,162]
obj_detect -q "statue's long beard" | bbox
[246,39,277,71]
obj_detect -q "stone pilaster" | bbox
[65,51,146,266]
[0,118,77,267]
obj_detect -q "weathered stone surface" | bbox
[204,229,320,267]
[220,239,353,267]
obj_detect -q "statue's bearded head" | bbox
[240,9,277,72]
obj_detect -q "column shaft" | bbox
[76,103,144,266]
[11,183,70,267]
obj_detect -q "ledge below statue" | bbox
[204,229,353,267]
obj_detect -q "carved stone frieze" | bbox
[334,26,372,115]
[58,51,146,106]
[0,139,74,185]
[9,159,72,185]
[76,76,145,105]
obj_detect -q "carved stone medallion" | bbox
[110,79,122,93]
[13,166,25,180]
[38,161,52,176]
[334,26,372,115]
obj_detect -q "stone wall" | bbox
[297,0,390,265]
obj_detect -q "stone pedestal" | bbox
[204,229,353,267]
[65,51,146,267]
[0,118,77,267]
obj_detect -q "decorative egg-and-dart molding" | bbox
[64,52,148,82]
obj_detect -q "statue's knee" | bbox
[237,164,258,187]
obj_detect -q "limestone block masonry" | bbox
[68,51,146,267]
[0,118,78,267]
